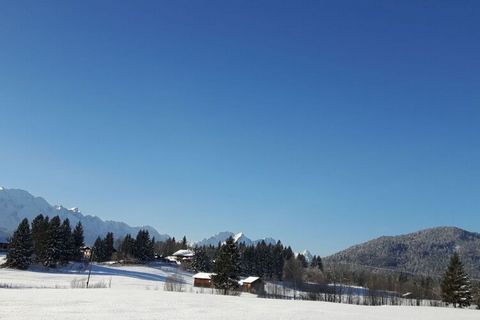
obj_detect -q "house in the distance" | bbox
[170,249,195,263]
[193,272,215,288]
[239,276,263,294]
[80,246,92,259]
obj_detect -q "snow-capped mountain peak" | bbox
[196,231,276,247]
[0,187,169,244]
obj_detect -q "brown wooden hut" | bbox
[193,273,215,288]
[240,276,263,294]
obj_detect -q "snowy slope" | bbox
[196,231,276,247]
[0,187,169,244]
[0,285,477,320]
[0,253,478,320]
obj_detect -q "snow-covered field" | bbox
[0,254,478,320]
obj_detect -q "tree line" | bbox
[190,240,323,282]
[5,215,84,269]
[4,217,480,307]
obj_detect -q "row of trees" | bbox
[5,215,84,269]
[116,230,155,262]
[190,240,323,282]
[6,216,159,267]
[153,236,188,257]
[190,237,480,306]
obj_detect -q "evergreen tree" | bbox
[191,247,212,272]
[134,230,154,262]
[59,218,73,264]
[92,236,106,262]
[5,218,33,269]
[441,253,473,308]
[181,236,187,249]
[272,241,285,280]
[283,246,294,261]
[104,232,115,261]
[119,234,135,261]
[310,255,324,271]
[240,245,255,276]
[473,284,480,310]
[44,216,63,267]
[296,253,308,268]
[72,222,85,261]
[31,214,49,263]
[212,237,240,294]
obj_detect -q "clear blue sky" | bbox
[1,1,479,255]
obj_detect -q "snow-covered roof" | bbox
[193,272,216,280]
[240,276,261,284]
[172,249,195,257]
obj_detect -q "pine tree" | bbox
[119,234,135,261]
[59,218,73,264]
[441,253,473,308]
[181,236,187,249]
[310,255,324,271]
[240,245,255,276]
[44,216,63,267]
[191,247,212,272]
[473,284,480,310]
[134,230,154,262]
[104,232,114,261]
[212,237,240,294]
[6,218,33,269]
[296,253,308,268]
[272,241,284,280]
[72,222,85,261]
[31,214,49,263]
[93,236,106,262]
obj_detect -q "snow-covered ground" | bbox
[1,288,478,320]
[0,254,478,320]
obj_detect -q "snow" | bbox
[193,272,215,280]
[195,231,277,247]
[241,276,260,284]
[0,254,478,320]
[173,249,195,257]
[0,288,478,320]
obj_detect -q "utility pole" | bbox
[86,247,94,288]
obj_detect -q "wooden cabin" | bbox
[240,276,263,294]
[193,272,215,288]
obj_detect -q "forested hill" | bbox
[325,227,480,279]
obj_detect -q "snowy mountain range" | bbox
[0,187,169,244]
[195,231,277,247]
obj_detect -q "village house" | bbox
[169,249,195,263]
[193,272,215,288]
[239,276,264,294]
[80,246,92,259]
